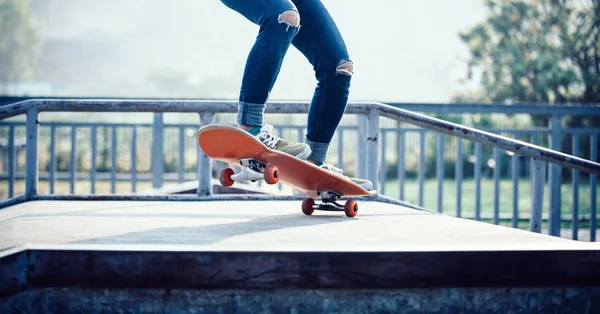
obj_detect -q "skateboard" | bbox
[197,124,376,217]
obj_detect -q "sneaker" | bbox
[292,162,373,196]
[248,124,311,159]
[319,163,374,190]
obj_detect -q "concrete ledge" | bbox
[3,287,600,313]
[2,199,600,311]
[2,245,600,298]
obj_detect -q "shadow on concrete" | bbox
[74,213,354,246]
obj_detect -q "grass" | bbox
[381,178,598,219]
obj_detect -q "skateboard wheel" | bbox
[264,165,280,184]
[344,199,358,217]
[302,197,315,215]
[219,168,235,186]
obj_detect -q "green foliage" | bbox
[456,0,600,105]
[0,0,42,82]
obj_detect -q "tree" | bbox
[456,0,599,109]
[0,0,42,89]
[455,0,599,166]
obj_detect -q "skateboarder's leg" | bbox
[220,0,300,128]
[289,0,372,190]
[290,0,353,164]
[220,0,311,159]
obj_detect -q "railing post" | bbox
[70,126,76,194]
[8,126,15,198]
[151,113,164,189]
[590,134,598,242]
[549,115,562,236]
[436,133,444,213]
[111,126,117,194]
[337,128,344,170]
[178,126,185,183]
[397,129,405,200]
[530,159,547,233]
[197,112,214,196]
[357,114,367,179]
[455,137,463,217]
[25,108,39,199]
[571,134,579,240]
[131,127,137,193]
[474,143,482,221]
[366,109,380,191]
[493,148,501,225]
[418,131,425,207]
[380,131,387,195]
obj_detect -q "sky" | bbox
[28,0,488,103]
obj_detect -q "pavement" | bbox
[1,199,598,252]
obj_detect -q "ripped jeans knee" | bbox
[335,60,354,76]
[278,9,301,32]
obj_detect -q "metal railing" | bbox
[0,99,599,240]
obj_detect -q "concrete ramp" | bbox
[1,200,600,312]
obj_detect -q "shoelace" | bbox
[257,125,280,149]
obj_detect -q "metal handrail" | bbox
[385,102,600,114]
[1,99,598,238]
[1,99,598,174]
[374,104,600,175]
[3,96,600,114]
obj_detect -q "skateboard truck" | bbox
[302,190,359,218]
[218,158,279,186]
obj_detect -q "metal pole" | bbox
[131,127,137,193]
[571,134,579,240]
[357,114,367,179]
[455,137,463,217]
[549,115,562,236]
[475,143,482,221]
[90,126,97,194]
[197,112,214,196]
[337,128,344,170]
[8,126,14,198]
[512,152,520,228]
[70,126,76,194]
[590,134,598,241]
[152,113,164,189]
[366,109,380,191]
[418,131,425,207]
[178,126,185,183]
[397,130,405,200]
[380,131,387,195]
[493,148,501,225]
[530,159,547,233]
[436,133,444,213]
[111,126,117,194]
[25,109,39,199]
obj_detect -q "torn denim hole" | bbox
[336,60,354,76]
[278,10,301,32]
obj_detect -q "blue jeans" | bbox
[220,0,353,163]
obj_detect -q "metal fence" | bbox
[0,99,599,241]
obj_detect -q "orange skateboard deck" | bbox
[197,124,376,217]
